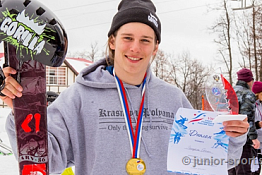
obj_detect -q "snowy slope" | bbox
[0,108,75,175]
[0,108,19,175]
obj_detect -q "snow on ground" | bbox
[0,108,75,175]
[0,108,19,175]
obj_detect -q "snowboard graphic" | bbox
[0,0,68,174]
[8,43,48,175]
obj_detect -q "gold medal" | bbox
[126,158,146,175]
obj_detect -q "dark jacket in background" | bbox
[234,80,257,144]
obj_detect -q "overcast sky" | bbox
[32,0,222,62]
[0,0,247,65]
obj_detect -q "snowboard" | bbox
[0,1,68,174]
[8,43,48,175]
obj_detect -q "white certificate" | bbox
[167,108,229,175]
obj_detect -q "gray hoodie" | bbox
[6,58,246,174]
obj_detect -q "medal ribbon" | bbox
[113,69,146,158]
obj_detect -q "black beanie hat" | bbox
[108,0,161,43]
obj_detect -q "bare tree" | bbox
[87,42,98,62]
[234,10,253,68]
[251,0,262,81]
[257,6,262,80]
[151,49,170,82]
[168,52,212,109]
[66,42,99,62]
[251,0,258,80]
[151,50,212,109]
[233,0,262,81]
[210,0,235,84]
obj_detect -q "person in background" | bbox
[1,0,249,174]
[252,81,262,175]
[228,68,259,175]
[46,91,59,106]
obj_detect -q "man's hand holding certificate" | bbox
[167,108,230,174]
[167,73,249,174]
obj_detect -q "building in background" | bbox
[46,57,92,93]
[0,55,92,108]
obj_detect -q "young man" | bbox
[1,0,249,174]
